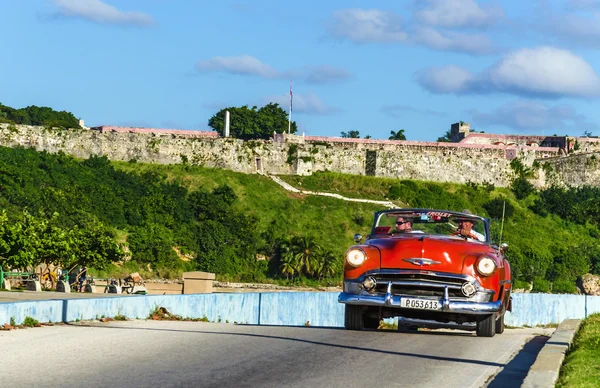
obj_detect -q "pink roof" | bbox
[93,126,218,137]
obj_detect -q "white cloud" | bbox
[471,100,599,132]
[413,27,492,54]
[263,93,340,115]
[415,0,503,28]
[486,47,600,97]
[416,46,600,98]
[328,9,408,43]
[327,8,494,55]
[196,56,352,85]
[197,55,280,78]
[553,13,600,43]
[304,66,353,85]
[51,0,153,26]
[415,65,475,93]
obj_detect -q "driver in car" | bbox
[454,218,485,241]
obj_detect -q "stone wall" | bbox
[539,153,600,187]
[0,124,597,188]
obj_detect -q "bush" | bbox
[552,279,578,294]
[511,177,536,199]
[22,316,40,327]
[513,279,531,291]
[532,277,551,293]
[483,198,514,220]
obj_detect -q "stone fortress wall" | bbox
[0,122,599,188]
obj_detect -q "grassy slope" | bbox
[114,163,382,256]
[557,314,600,387]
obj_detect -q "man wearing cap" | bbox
[453,210,485,241]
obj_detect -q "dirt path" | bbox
[268,175,397,208]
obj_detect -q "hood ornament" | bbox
[403,258,441,266]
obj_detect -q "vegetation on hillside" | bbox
[0,103,80,129]
[0,144,599,292]
[0,147,376,283]
[280,171,600,293]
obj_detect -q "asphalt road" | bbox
[1,320,553,388]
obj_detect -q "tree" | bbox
[437,129,452,142]
[0,210,123,272]
[341,130,360,138]
[276,235,324,279]
[389,129,406,141]
[208,103,297,140]
[0,103,80,128]
[314,248,339,280]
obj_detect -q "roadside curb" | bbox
[521,319,581,388]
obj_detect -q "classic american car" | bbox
[338,208,512,337]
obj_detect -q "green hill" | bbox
[0,145,598,292]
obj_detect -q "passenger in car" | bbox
[395,217,423,233]
[395,217,412,232]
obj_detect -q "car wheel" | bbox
[344,305,364,330]
[476,314,496,337]
[495,313,505,334]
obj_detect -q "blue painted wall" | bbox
[0,300,63,325]
[2,292,600,327]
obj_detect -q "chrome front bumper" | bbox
[338,284,502,315]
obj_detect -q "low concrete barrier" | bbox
[505,293,587,327]
[1,292,600,327]
[522,319,581,388]
[0,300,63,325]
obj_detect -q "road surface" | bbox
[0,320,552,388]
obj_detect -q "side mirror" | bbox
[353,233,363,243]
[500,242,509,252]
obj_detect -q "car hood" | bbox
[371,234,492,271]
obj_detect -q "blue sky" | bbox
[2,0,600,141]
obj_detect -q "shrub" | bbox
[352,213,366,226]
[22,316,39,327]
[483,198,514,220]
[552,279,578,294]
[532,277,551,293]
[513,279,531,291]
[511,177,535,199]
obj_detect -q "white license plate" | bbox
[400,298,440,310]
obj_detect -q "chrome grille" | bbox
[371,273,468,298]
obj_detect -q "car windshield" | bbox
[373,210,488,242]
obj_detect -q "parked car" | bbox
[338,208,512,337]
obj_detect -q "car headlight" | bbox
[346,248,367,267]
[476,256,497,276]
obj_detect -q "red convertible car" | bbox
[338,208,512,337]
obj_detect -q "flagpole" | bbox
[288,81,292,134]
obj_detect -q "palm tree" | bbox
[313,247,339,280]
[289,236,323,277]
[437,129,452,142]
[279,254,296,280]
[278,238,297,280]
[320,249,339,279]
[389,129,406,141]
